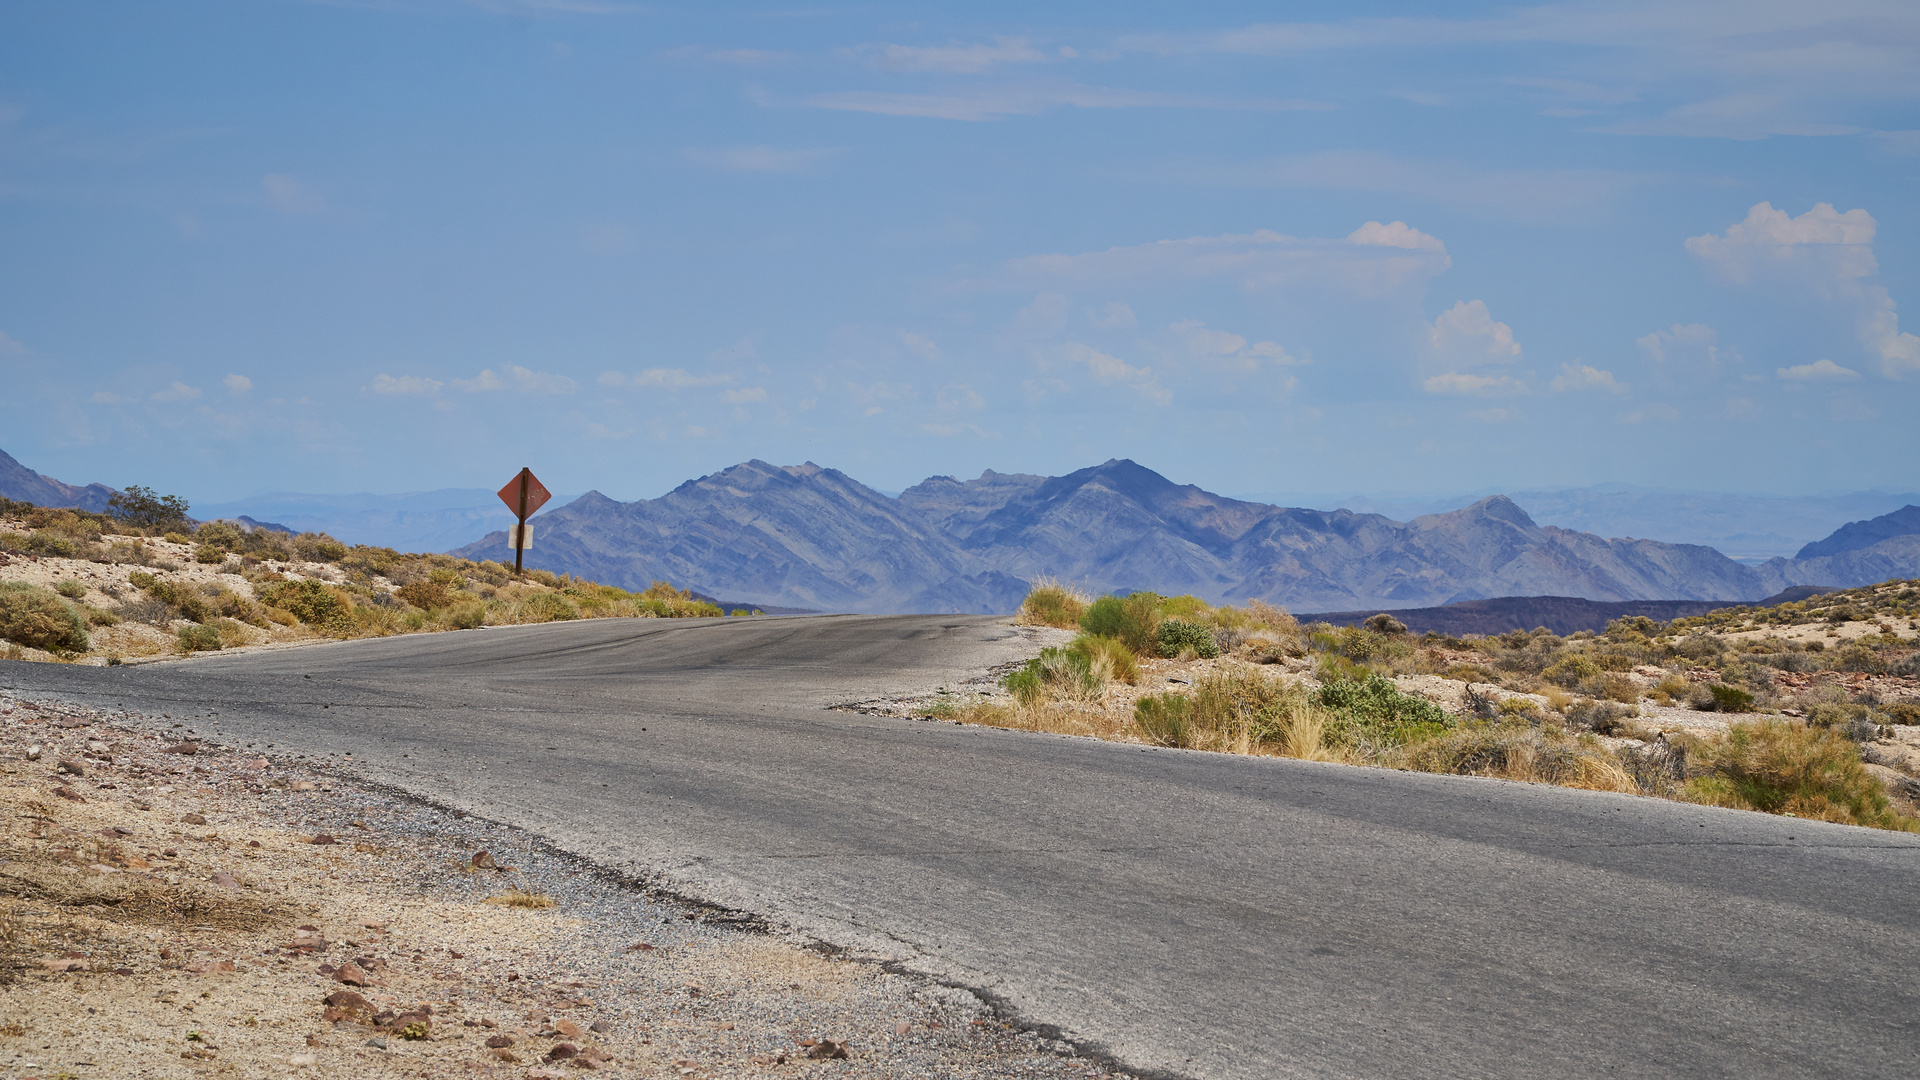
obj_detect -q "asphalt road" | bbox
[6,615,1919,1079]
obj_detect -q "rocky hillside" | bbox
[0,448,115,513]
[453,459,1916,615]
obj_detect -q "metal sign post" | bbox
[495,467,552,575]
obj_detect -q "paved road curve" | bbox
[7,615,1919,1079]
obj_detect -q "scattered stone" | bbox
[290,780,318,792]
[247,758,269,769]
[42,958,87,972]
[588,1020,612,1035]
[181,813,208,825]
[86,740,110,755]
[161,742,199,754]
[53,786,85,802]
[56,759,86,777]
[472,850,499,870]
[332,961,372,986]
[364,1036,387,1050]
[807,1039,850,1060]
[24,744,41,761]
[58,717,89,728]
[210,872,242,890]
[545,1042,578,1061]
[308,834,335,845]
[895,1020,912,1035]
[555,1019,583,1039]
[485,1034,515,1049]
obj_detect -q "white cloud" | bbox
[1548,362,1626,393]
[681,146,831,173]
[1469,407,1518,423]
[1619,403,1682,425]
[90,390,126,404]
[371,374,443,395]
[0,330,23,353]
[1635,323,1728,365]
[262,173,324,215]
[449,370,502,392]
[898,332,939,360]
[222,373,252,394]
[503,365,578,394]
[1777,359,1860,381]
[1004,224,1450,298]
[150,381,202,403]
[720,386,768,404]
[669,47,791,65]
[1168,320,1301,372]
[805,84,1328,122]
[601,367,734,389]
[858,36,1047,74]
[1088,302,1136,329]
[1060,342,1170,404]
[1686,202,1920,377]
[1429,300,1521,366]
[1423,371,1527,396]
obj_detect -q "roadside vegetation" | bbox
[0,494,726,664]
[960,578,1920,832]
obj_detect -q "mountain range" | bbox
[452,459,1920,614]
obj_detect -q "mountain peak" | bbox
[1796,504,1920,560]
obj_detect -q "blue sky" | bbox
[2,0,1917,507]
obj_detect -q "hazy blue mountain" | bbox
[0,448,117,513]
[192,489,572,552]
[1795,505,1920,559]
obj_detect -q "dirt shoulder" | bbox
[0,688,1130,1080]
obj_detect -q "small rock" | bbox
[545,1042,578,1062]
[806,1039,850,1060]
[308,834,336,845]
[289,1052,317,1067]
[42,958,88,972]
[323,990,370,1011]
[365,1036,387,1050]
[246,758,269,769]
[555,1020,583,1039]
[485,1034,515,1049]
[58,717,89,728]
[56,759,86,777]
[162,742,199,755]
[588,1020,611,1035]
[247,840,261,848]
[86,740,110,755]
[210,872,242,890]
[492,1048,521,1063]
[24,745,42,761]
[181,813,208,826]
[53,786,86,802]
[471,850,499,870]
[894,1020,912,1035]
[290,780,318,792]
[333,961,371,986]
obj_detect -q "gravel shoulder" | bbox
[0,688,1131,1080]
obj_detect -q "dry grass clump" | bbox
[1016,578,1090,629]
[482,889,557,910]
[1678,719,1920,831]
[1399,725,1640,793]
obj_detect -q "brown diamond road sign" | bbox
[497,468,551,520]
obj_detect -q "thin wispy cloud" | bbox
[681,146,831,173]
[804,84,1328,122]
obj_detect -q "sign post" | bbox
[496,467,552,575]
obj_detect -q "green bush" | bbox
[108,484,191,530]
[54,580,87,600]
[26,532,79,558]
[1885,703,1920,726]
[1080,592,1161,656]
[1707,683,1756,713]
[0,584,91,652]
[1069,634,1140,684]
[193,543,228,564]
[1003,646,1103,704]
[256,579,353,634]
[1019,580,1089,629]
[1542,654,1600,687]
[1156,619,1220,659]
[440,600,487,630]
[1134,693,1195,748]
[1315,673,1453,747]
[518,592,580,623]
[176,623,222,653]
[396,580,450,610]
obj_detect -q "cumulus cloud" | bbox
[150,381,202,403]
[1429,300,1521,367]
[1635,322,1730,366]
[1004,223,1450,298]
[1168,320,1301,371]
[1686,202,1920,377]
[720,386,768,404]
[262,173,324,215]
[858,36,1047,74]
[599,368,734,389]
[1088,302,1136,329]
[1777,359,1860,381]
[1422,371,1527,396]
[898,332,939,360]
[1548,362,1625,393]
[1060,343,1170,404]
[372,366,575,397]
[222,374,252,394]
[449,370,502,393]
[681,146,831,173]
[501,365,578,394]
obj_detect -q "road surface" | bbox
[5,615,1918,1078]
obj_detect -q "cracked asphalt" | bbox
[7,614,1920,1079]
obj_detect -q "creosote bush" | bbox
[1018,578,1089,629]
[1157,618,1220,659]
[1079,593,1162,657]
[0,583,91,652]
[1681,719,1917,831]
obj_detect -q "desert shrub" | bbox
[108,485,190,530]
[1682,719,1916,831]
[428,567,467,587]
[1316,673,1452,748]
[212,617,250,648]
[396,580,450,610]
[1134,693,1195,748]
[1883,702,1920,726]
[1542,654,1600,687]
[126,573,212,623]
[1566,698,1632,735]
[1017,579,1089,628]
[1157,618,1220,659]
[193,543,228,564]
[0,584,90,652]
[1833,643,1887,674]
[1697,683,1756,713]
[1580,673,1643,704]
[262,606,298,627]
[175,623,222,652]
[193,520,243,549]
[1363,613,1408,635]
[516,592,580,623]
[54,580,87,600]
[293,533,348,562]
[256,579,354,634]
[439,600,487,630]
[1402,726,1637,792]
[25,531,79,558]
[1069,634,1140,684]
[113,596,175,627]
[1004,646,1104,705]
[1080,593,1161,656]
[162,531,192,545]
[1606,615,1660,640]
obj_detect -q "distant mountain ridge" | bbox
[449,458,1920,614]
[0,448,116,513]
